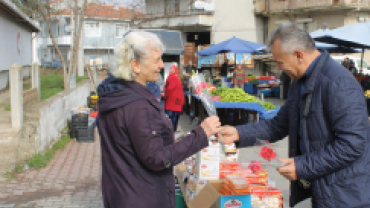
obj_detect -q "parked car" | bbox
[41,61,67,68]
[331,55,370,75]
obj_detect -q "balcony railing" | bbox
[254,0,370,13]
[141,9,213,21]
[38,36,72,46]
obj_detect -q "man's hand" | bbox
[219,126,239,144]
[277,158,297,181]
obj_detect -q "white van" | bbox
[331,55,370,75]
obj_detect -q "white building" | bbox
[140,0,265,46]
[33,2,136,75]
[0,0,40,90]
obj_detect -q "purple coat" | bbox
[97,77,208,208]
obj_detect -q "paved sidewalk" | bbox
[0,136,102,208]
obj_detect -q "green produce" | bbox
[211,87,229,97]
[260,102,277,110]
[219,88,259,103]
[247,74,257,78]
[250,79,259,85]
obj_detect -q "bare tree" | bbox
[40,0,69,89]
[68,0,87,81]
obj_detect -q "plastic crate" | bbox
[76,122,95,142]
[72,114,88,124]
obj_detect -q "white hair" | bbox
[266,22,316,54]
[111,30,165,81]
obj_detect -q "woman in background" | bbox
[163,63,184,131]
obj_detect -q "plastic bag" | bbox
[190,74,226,155]
[253,139,286,167]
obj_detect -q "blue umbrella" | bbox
[197,36,265,56]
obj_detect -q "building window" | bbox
[165,0,180,15]
[43,49,48,58]
[115,24,129,37]
[303,22,309,31]
[42,22,48,37]
[85,22,101,37]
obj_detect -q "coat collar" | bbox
[301,50,330,96]
[125,81,161,111]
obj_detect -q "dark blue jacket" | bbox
[97,77,208,208]
[236,50,370,208]
[146,82,161,100]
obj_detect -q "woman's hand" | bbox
[200,116,222,138]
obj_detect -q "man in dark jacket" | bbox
[220,59,229,76]
[220,22,370,208]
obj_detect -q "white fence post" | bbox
[32,63,41,100]
[10,63,23,129]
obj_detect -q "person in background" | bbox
[220,22,370,208]
[146,81,161,102]
[348,60,357,76]
[97,31,221,208]
[342,57,350,69]
[232,64,245,88]
[220,59,229,77]
[156,72,165,111]
[163,63,185,131]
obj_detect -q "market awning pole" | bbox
[234,53,237,69]
[361,48,365,75]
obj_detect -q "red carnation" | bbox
[260,146,276,161]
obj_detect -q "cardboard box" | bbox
[195,162,220,180]
[176,166,252,208]
[251,188,282,208]
[194,145,221,180]
[188,176,208,194]
[212,195,251,208]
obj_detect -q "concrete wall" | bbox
[0,70,9,91]
[0,10,33,72]
[212,0,264,44]
[21,80,91,158]
[267,13,346,35]
[145,0,192,14]
[146,0,166,14]
[37,80,90,152]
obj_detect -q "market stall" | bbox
[174,138,284,208]
[184,86,280,126]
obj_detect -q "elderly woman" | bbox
[97,31,221,208]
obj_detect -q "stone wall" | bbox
[23,88,38,105]
[19,80,92,163]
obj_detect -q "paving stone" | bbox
[1,135,103,208]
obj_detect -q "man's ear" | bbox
[294,49,304,64]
